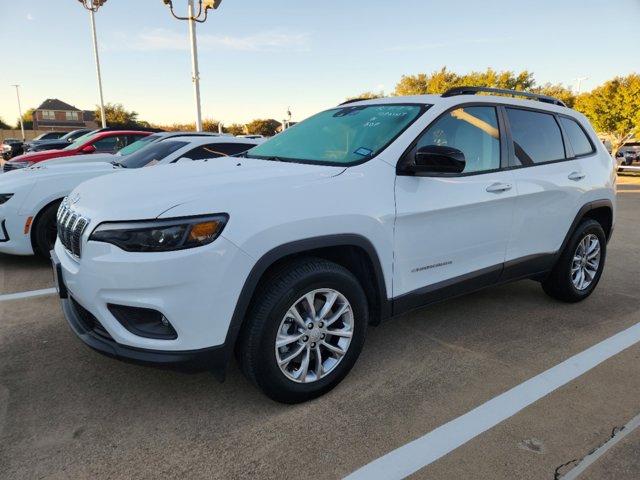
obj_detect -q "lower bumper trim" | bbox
[61,296,230,381]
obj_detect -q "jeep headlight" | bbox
[90,214,228,252]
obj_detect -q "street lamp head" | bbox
[161,0,221,22]
[77,0,107,12]
[203,0,222,10]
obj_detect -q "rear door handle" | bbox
[568,171,586,181]
[486,182,512,193]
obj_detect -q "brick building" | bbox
[32,99,99,132]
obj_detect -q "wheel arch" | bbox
[214,234,391,381]
[556,200,613,263]
[29,197,63,255]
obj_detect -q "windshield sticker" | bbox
[364,117,381,128]
[353,147,373,157]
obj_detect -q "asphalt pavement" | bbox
[1,174,639,479]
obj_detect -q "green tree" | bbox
[534,83,576,108]
[0,117,10,129]
[226,123,246,136]
[96,103,140,128]
[15,108,35,130]
[393,67,537,96]
[202,118,226,133]
[246,118,281,136]
[344,90,385,102]
[574,74,640,155]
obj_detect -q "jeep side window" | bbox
[415,106,501,173]
[558,117,595,157]
[506,108,565,165]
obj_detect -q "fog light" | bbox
[108,304,177,340]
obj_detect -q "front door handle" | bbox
[568,171,586,181]
[486,182,512,193]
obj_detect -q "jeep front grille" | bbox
[56,199,90,257]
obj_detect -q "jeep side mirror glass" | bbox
[414,145,465,175]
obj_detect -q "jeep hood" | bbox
[69,157,346,221]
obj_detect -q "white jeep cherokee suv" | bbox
[52,87,616,403]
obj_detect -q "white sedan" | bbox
[0,136,262,257]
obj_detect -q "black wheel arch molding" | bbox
[556,199,614,257]
[217,234,392,381]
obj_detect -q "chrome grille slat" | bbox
[56,199,90,258]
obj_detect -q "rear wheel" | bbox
[542,219,606,302]
[238,258,368,403]
[32,201,61,258]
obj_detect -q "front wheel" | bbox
[238,259,368,403]
[542,219,606,302]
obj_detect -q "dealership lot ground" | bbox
[1,175,639,479]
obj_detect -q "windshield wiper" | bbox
[111,160,126,168]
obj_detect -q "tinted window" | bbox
[92,136,120,152]
[414,106,501,173]
[506,108,565,165]
[116,135,159,156]
[207,142,257,156]
[559,117,594,157]
[119,140,188,168]
[184,143,255,160]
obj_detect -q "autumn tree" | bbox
[534,83,576,108]
[96,103,141,128]
[226,123,246,136]
[344,91,385,102]
[15,108,35,130]
[202,118,226,133]
[246,118,281,136]
[574,74,640,155]
[393,67,537,96]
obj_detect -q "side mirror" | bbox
[413,145,465,175]
[80,145,96,154]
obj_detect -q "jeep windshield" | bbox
[246,103,427,165]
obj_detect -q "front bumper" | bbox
[54,233,255,377]
[61,293,229,379]
[0,203,35,255]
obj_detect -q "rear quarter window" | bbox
[558,117,595,157]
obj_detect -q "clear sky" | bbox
[0,0,638,127]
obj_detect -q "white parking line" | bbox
[561,412,640,480]
[345,321,640,480]
[0,288,57,302]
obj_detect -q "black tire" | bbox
[32,200,61,258]
[542,219,606,302]
[237,258,368,404]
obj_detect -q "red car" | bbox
[3,130,151,173]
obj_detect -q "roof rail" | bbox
[338,97,378,106]
[441,86,567,107]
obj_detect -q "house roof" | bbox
[36,98,81,112]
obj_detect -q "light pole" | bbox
[161,0,222,132]
[574,77,588,95]
[78,0,107,128]
[12,85,25,141]
[283,106,292,131]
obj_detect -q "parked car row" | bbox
[2,130,153,172]
[2,88,617,403]
[0,133,261,256]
